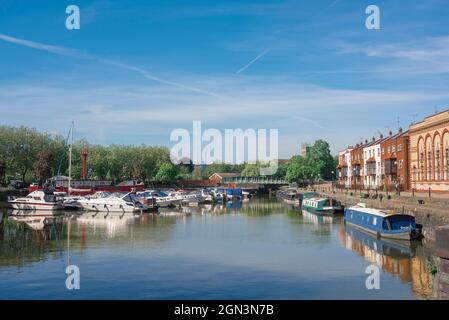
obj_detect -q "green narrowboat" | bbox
[302,197,343,216]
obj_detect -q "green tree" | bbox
[154,163,179,184]
[33,150,54,185]
[191,166,205,180]
[307,139,335,181]
[286,156,312,183]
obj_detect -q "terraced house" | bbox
[337,109,449,193]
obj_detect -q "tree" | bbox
[154,163,179,184]
[33,150,54,185]
[132,161,146,181]
[191,166,205,180]
[241,162,262,177]
[0,159,5,185]
[308,140,335,181]
[286,156,311,183]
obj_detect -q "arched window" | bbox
[434,134,441,181]
[418,138,425,181]
[426,136,433,181]
[444,132,449,180]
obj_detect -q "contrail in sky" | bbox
[236,48,271,74]
[0,33,224,99]
[235,0,341,74]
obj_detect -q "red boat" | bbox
[28,179,145,195]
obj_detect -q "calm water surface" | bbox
[0,198,438,299]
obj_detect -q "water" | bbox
[0,198,438,299]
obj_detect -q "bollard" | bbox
[412,188,415,198]
[429,187,431,199]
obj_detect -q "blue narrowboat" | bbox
[344,203,421,240]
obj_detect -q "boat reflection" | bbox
[340,224,433,299]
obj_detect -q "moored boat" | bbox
[344,203,421,241]
[8,190,64,211]
[77,192,143,213]
[302,197,343,216]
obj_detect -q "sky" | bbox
[1,0,449,158]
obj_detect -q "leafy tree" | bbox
[191,166,206,180]
[0,159,6,185]
[33,150,54,184]
[132,161,146,181]
[286,156,312,183]
[154,163,179,184]
[307,139,335,181]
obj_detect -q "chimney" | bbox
[365,139,368,144]
[380,134,384,139]
[389,130,393,136]
[399,127,403,133]
[372,137,375,141]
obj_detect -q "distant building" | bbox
[300,143,310,157]
[209,172,241,184]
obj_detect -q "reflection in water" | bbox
[340,224,433,299]
[0,198,443,299]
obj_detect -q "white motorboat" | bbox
[8,190,64,211]
[77,192,143,213]
[148,191,182,207]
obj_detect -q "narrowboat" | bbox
[344,203,421,241]
[302,197,343,215]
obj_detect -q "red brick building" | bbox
[380,129,410,191]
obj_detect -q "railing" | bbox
[221,176,289,184]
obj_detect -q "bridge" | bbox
[221,176,289,185]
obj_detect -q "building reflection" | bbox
[339,224,433,299]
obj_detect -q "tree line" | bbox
[0,125,337,186]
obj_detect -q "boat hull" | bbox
[302,206,337,216]
[10,202,64,211]
[345,220,417,241]
[80,202,139,213]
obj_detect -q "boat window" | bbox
[387,215,416,230]
[34,197,42,201]
[373,217,377,225]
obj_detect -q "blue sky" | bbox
[1,0,449,158]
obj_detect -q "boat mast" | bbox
[68,121,74,196]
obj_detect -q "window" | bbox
[436,149,441,180]
[420,151,425,181]
[428,151,432,180]
[382,148,385,154]
[398,144,402,152]
[446,148,449,180]
[373,217,377,225]
[392,146,396,153]
[399,160,403,169]
[387,146,391,153]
